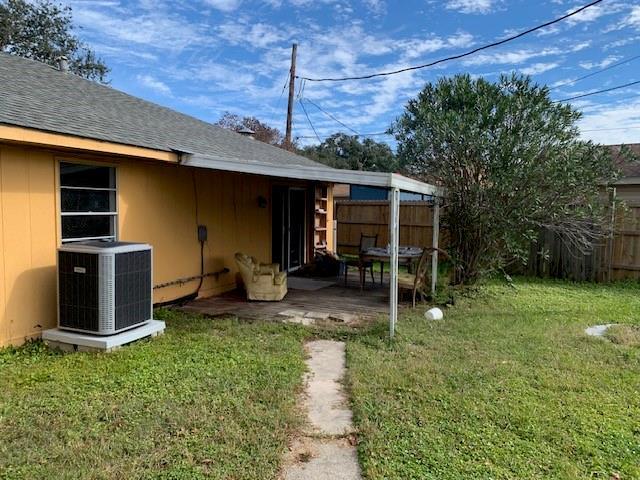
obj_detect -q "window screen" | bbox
[60,162,117,242]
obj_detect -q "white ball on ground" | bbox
[424,307,443,321]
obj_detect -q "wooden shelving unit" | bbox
[314,185,328,255]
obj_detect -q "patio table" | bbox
[360,246,423,285]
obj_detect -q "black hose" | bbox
[196,239,205,294]
[153,240,206,308]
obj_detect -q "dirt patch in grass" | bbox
[606,324,640,347]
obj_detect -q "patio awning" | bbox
[182,153,444,197]
[182,152,444,339]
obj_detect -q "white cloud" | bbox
[566,2,626,26]
[203,0,243,12]
[445,0,496,14]
[535,24,561,36]
[398,32,473,60]
[362,0,386,14]
[579,56,621,70]
[520,62,559,75]
[578,98,640,144]
[565,3,607,24]
[218,21,288,48]
[70,4,209,51]
[463,42,588,67]
[137,74,171,95]
[624,5,640,29]
[605,35,640,49]
[186,61,256,92]
[572,41,591,52]
[289,0,340,6]
[463,48,558,66]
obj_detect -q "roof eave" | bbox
[183,153,443,196]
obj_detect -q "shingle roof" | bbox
[0,53,324,168]
[609,143,640,178]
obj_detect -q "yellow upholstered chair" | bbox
[235,253,287,301]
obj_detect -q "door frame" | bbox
[272,185,308,272]
[287,187,307,272]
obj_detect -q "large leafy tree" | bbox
[215,112,289,148]
[0,0,109,82]
[393,74,616,285]
[301,133,398,172]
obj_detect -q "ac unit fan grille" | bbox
[115,250,152,330]
[58,251,100,331]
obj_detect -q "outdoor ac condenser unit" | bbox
[58,241,153,335]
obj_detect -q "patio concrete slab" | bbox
[278,309,308,318]
[180,277,390,324]
[304,311,331,321]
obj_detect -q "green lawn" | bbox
[2,280,639,479]
[347,279,640,479]
[0,311,306,480]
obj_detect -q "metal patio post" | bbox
[389,187,400,338]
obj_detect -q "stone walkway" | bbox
[281,340,362,480]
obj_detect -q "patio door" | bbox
[272,186,307,272]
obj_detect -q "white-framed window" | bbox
[59,161,117,243]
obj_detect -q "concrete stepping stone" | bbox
[328,313,358,324]
[283,438,361,480]
[281,340,361,480]
[304,340,354,436]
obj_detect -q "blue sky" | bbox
[67,0,640,146]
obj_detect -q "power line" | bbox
[554,79,640,102]
[295,51,639,125]
[550,53,640,90]
[296,0,604,82]
[298,99,322,143]
[296,131,392,140]
[303,98,361,135]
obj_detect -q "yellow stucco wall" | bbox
[0,144,290,347]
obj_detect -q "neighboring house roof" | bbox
[609,143,640,177]
[0,52,321,169]
[608,143,640,185]
[0,53,442,197]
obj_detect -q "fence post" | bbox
[607,187,616,282]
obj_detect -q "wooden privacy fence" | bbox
[603,203,640,281]
[528,203,640,282]
[335,200,438,254]
[336,200,640,282]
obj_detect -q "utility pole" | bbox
[285,43,297,150]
